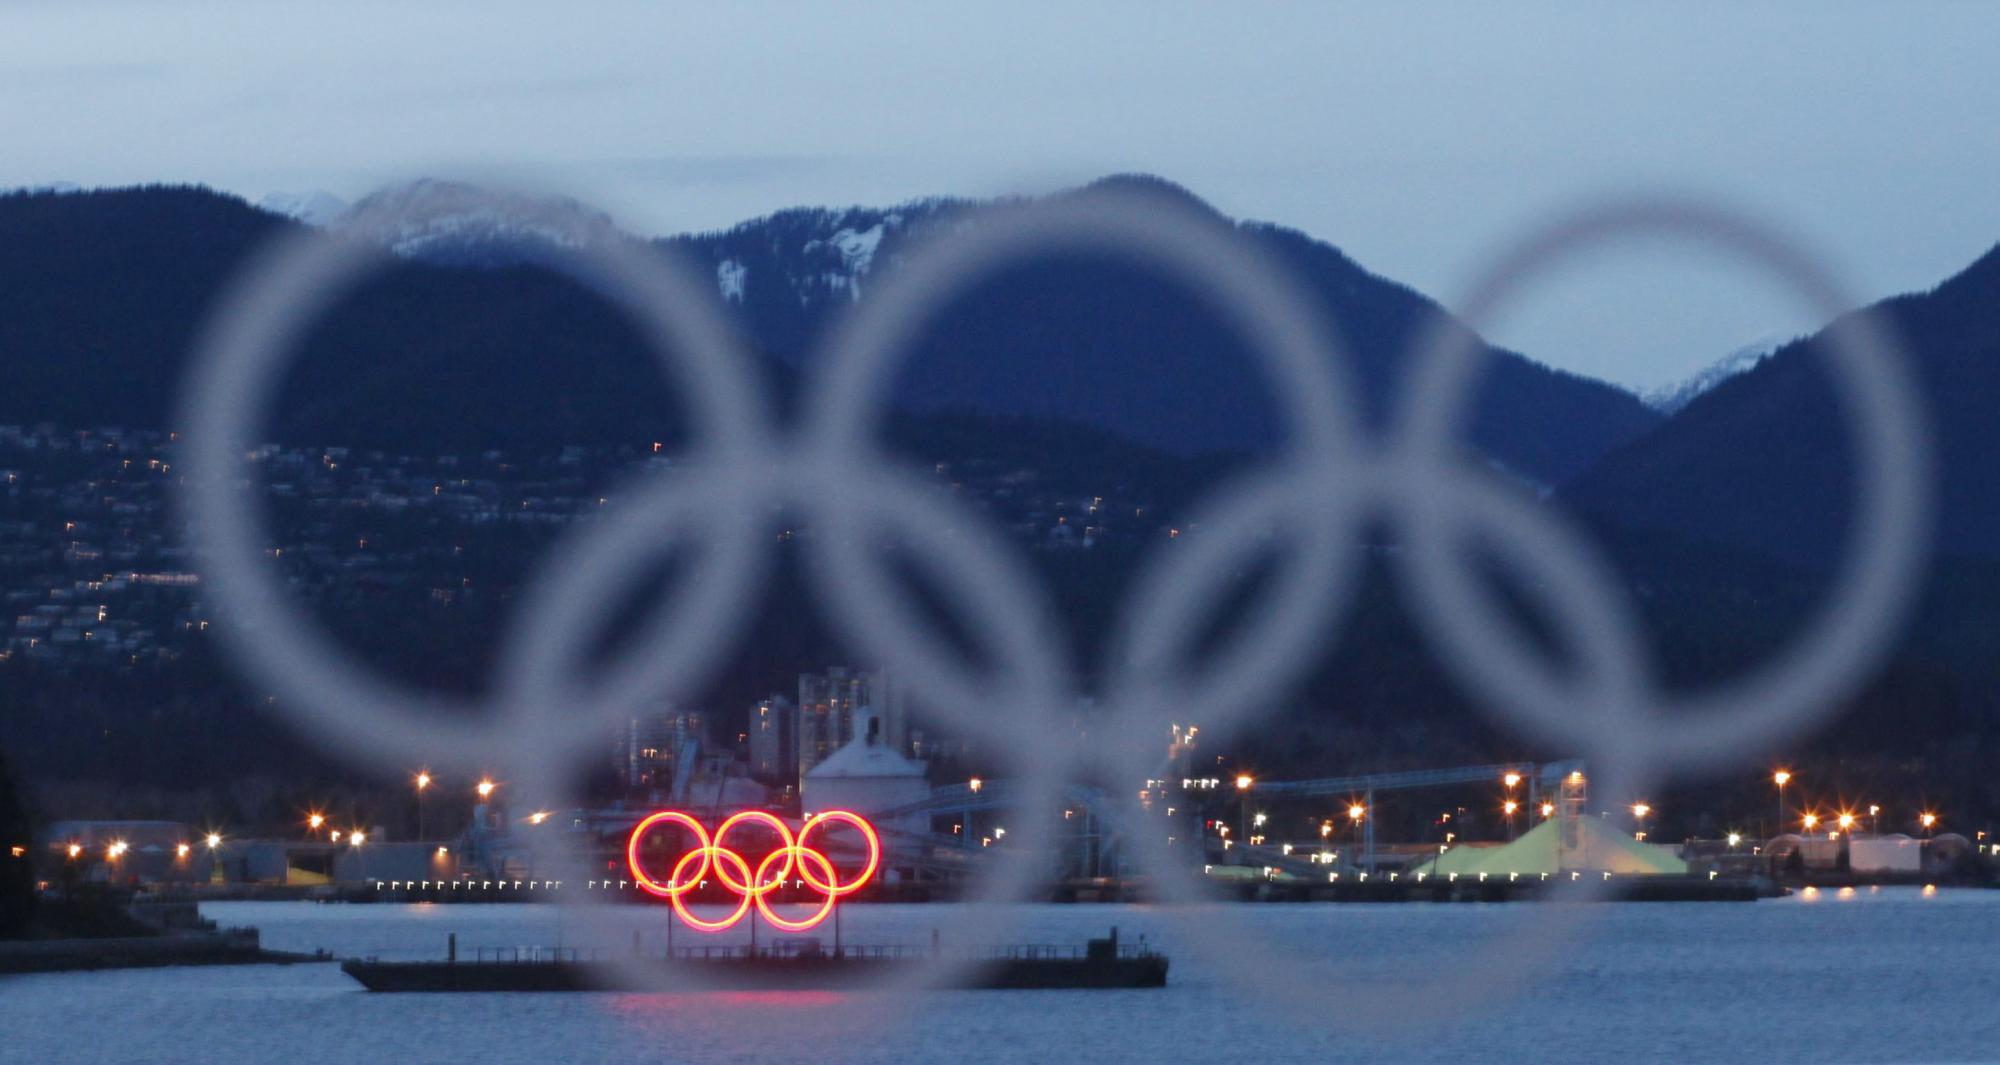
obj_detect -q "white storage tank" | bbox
[799,707,928,835]
[1849,834,1922,874]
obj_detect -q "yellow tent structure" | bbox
[284,865,331,886]
[1416,815,1687,878]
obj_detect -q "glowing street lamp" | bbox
[476,779,496,800]
[1502,799,1519,841]
[348,830,367,884]
[1503,772,1522,790]
[1920,812,1938,836]
[415,771,432,841]
[1539,802,1555,819]
[307,812,326,837]
[205,833,222,850]
[1773,770,1791,838]
[1348,803,1366,823]
[1836,812,1856,834]
[1802,812,1820,832]
[1229,776,1254,850]
[968,777,983,794]
[1727,832,1743,849]
[1631,803,1651,822]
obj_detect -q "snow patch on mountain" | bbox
[1642,333,1786,415]
[824,224,885,275]
[257,189,349,227]
[716,259,747,302]
[332,180,623,266]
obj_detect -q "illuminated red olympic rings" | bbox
[626,809,882,932]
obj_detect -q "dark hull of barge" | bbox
[341,953,1168,991]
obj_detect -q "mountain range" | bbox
[4,176,1999,571]
[106,176,1662,486]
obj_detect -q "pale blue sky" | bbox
[3,1,1995,393]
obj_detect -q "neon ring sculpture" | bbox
[626,810,881,933]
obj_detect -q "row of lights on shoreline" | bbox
[66,772,561,862]
[1217,766,1947,847]
[66,831,227,862]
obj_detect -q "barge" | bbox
[341,929,1167,992]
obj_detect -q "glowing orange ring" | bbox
[709,810,796,895]
[796,810,881,895]
[752,847,838,932]
[668,846,753,932]
[627,811,710,898]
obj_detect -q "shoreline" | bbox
[0,929,331,975]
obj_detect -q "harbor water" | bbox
[3,889,1996,1064]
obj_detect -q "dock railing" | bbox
[398,937,1161,966]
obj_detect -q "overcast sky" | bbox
[4,2,1995,393]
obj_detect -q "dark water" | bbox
[3,889,1996,1064]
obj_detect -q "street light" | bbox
[1773,770,1791,838]
[415,771,432,842]
[476,779,496,800]
[1503,772,1522,790]
[1230,776,1254,852]
[1836,812,1855,834]
[1539,802,1555,819]
[205,833,222,850]
[1920,812,1938,836]
[1802,813,1820,832]
[1502,799,1519,841]
[307,812,325,837]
